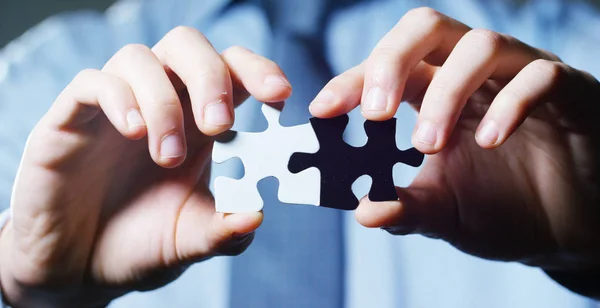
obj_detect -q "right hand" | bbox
[0,26,292,307]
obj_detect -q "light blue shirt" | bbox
[1,0,599,307]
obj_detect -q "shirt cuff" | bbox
[0,209,11,308]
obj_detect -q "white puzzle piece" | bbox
[212,103,321,213]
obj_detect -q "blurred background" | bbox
[2,0,600,48]
[0,0,115,48]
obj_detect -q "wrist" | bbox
[0,218,110,308]
[0,210,14,307]
[0,220,24,308]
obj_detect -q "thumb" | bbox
[354,178,458,241]
[108,209,263,294]
[175,202,264,263]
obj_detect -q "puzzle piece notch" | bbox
[212,103,321,213]
[288,114,424,210]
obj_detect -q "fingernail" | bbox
[363,87,388,111]
[127,109,145,128]
[204,102,232,127]
[311,90,335,107]
[264,75,291,88]
[160,134,185,158]
[415,121,437,146]
[476,120,499,146]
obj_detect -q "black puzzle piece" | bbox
[288,115,425,210]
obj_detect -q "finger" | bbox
[47,69,145,140]
[88,146,263,278]
[221,45,292,107]
[164,145,264,260]
[475,59,579,148]
[309,63,365,117]
[11,70,143,284]
[152,27,234,136]
[361,7,471,120]
[103,44,186,168]
[176,206,264,261]
[354,175,456,240]
[310,61,437,118]
[414,29,549,153]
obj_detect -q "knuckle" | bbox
[196,62,229,82]
[73,68,101,80]
[540,48,562,62]
[117,43,151,58]
[137,92,181,119]
[528,59,567,83]
[369,46,406,78]
[71,70,131,103]
[104,75,129,93]
[222,45,252,57]
[403,7,443,24]
[463,29,506,54]
[166,25,202,41]
[65,69,101,93]
[579,69,597,84]
[149,95,181,111]
[102,76,132,102]
[402,7,446,32]
[501,87,528,110]
[426,80,462,104]
[372,43,399,59]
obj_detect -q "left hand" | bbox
[0,27,292,307]
[309,7,600,273]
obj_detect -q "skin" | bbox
[0,7,599,307]
[310,8,600,273]
[0,27,292,307]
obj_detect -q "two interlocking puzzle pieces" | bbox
[212,103,425,213]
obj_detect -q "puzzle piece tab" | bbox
[212,103,320,213]
[288,115,424,210]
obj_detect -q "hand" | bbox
[0,27,292,307]
[310,8,600,273]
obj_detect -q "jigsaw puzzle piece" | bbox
[361,119,425,201]
[212,131,247,165]
[277,166,320,206]
[289,114,363,210]
[214,176,264,213]
[212,103,321,213]
[363,166,397,202]
[365,146,423,202]
[393,147,425,167]
[290,154,357,210]
[289,115,425,210]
